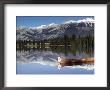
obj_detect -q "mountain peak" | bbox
[16,18,94,40]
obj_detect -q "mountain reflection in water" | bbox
[16,49,94,74]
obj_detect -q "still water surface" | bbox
[16,49,94,74]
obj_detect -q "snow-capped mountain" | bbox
[16,18,94,40]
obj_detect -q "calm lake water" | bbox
[16,48,94,74]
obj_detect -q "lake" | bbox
[16,48,94,74]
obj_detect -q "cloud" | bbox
[78,18,94,23]
[64,20,77,24]
[48,23,57,26]
[17,26,28,30]
[36,25,46,29]
[29,27,38,30]
[64,18,94,24]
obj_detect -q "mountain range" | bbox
[16,18,94,41]
[17,50,94,70]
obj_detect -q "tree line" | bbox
[16,34,94,55]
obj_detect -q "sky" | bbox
[16,16,94,29]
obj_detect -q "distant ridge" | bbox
[16,18,94,41]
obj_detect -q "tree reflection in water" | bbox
[16,39,94,74]
[17,46,94,69]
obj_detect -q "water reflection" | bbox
[16,48,94,74]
